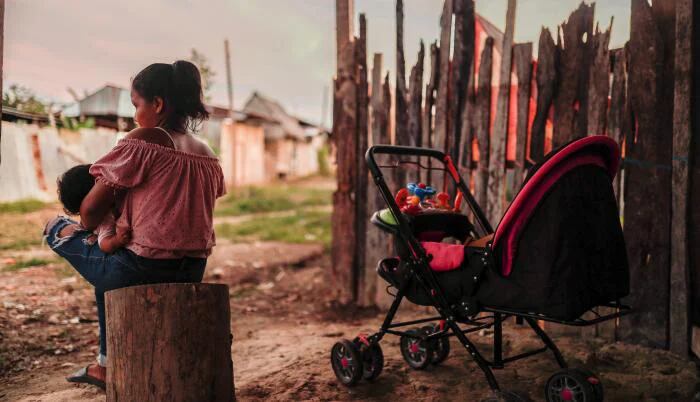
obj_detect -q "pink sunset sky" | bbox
[4,1,629,126]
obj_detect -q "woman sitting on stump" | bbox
[44,60,226,390]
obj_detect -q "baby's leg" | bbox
[44,216,106,287]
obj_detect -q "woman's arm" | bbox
[80,182,115,230]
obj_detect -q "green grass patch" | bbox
[0,199,46,214]
[216,209,331,250]
[0,219,43,251]
[3,257,53,272]
[215,184,331,217]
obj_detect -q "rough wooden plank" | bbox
[508,42,532,199]
[355,15,370,305]
[530,28,558,162]
[474,37,494,209]
[458,61,475,178]
[407,42,425,149]
[336,0,354,68]
[691,0,700,349]
[368,55,393,309]
[448,0,475,165]
[487,0,516,226]
[669,0,692,357]
[331,36,357,304]
[598,46,627,342]
[395,0,409,147]
[552,3,594,147]
[423,42,440,150]
[618,0,673,349]
[106,284,233,401]
[607,47,628,202]
[433,0,453,155]
[587,21,612,136]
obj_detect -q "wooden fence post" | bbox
[395,0,408,147]
[355,15,370,305]
[366,54,394,308]
[474,38,494,209]
[423,42,440,151]
[670,0,692,357]
[508,42,533,197]
[529,28,557,163]
[432,0,453,188]
[607,47,628,202]
[553,3,594,147]
[487,0,515,225]
[587,21,612,136]
[331,0,357,303]
[407,42,425,150]
[106,284,233,401]
[690,0,700,358]
[448,0,475,167]
[618,0,674,349]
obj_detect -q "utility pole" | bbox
[224,38,234,117]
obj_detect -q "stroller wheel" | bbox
[359,342,384,381]
[564,368,603,401]
[400,329,432,370]
[545,369,599,402]
[330,339,363,386]
[422,324,450,365]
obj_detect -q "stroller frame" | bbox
[354,144,631,394]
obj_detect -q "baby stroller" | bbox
[329,136,631,401]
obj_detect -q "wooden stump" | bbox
[105,283,234,402]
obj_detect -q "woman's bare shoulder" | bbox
[184,135,217,157]
[125,127,174,148]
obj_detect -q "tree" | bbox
[188,49,215,102]
[2,84,46,114]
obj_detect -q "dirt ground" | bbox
[0,208,699,401]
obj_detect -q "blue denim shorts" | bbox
[44,216,206,292]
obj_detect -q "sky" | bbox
[4,0,630,127]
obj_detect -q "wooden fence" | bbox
[331,0,699,357]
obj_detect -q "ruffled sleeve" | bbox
[89,139,154,189]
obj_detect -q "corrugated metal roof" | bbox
[62,85,134,118]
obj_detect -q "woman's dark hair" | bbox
[131,60,210,132]
[57,164,95,215]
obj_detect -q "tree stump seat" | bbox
[105,283,234,402]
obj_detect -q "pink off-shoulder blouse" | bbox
[89,138,226,259]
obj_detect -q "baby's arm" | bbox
[96,214,130,254]
[98,233,127,254]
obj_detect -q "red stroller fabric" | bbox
[492,136,621,277]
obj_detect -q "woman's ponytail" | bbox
[132,60,210,132]
[171,60,209,131]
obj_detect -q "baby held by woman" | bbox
[56,164,130,253]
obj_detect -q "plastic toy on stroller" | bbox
[329,136,631,401]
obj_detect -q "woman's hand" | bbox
[80,182,116,231]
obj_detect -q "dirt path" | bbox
[1,244,698,401]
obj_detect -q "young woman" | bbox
[44,60,225,390]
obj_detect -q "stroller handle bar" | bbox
[365,145,494,235]
[365,145,447,178]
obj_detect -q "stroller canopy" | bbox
[492,136,621,277]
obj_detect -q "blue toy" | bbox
[407,182,436,203]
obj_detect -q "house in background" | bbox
[219,92,329,188]
[62,84,136,131]
[242,92,328,181]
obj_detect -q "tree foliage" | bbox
[2,84,47,114]
[188,49,216,102]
